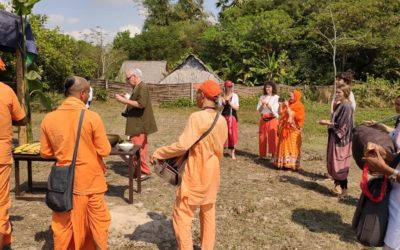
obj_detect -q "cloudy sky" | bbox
[1,0,218,43]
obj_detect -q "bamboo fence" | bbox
[90,79,333,104]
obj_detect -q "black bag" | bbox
[352,177,391,247]
[153,112,220,186]
[154,152,188,186]
[45,110,85,212]
[352,124,395,169]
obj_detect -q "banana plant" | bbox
[12,0,44,143]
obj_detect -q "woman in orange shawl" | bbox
[274,90,305,170]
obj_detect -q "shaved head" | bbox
[64,76,89,97]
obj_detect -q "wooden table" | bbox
[13,145,141,204]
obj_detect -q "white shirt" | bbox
[385,130,400,249]
[219,93,239,107]
[86,86,93,108]
[257,95,279,118]
[385,164,400,249]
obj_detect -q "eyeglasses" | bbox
[126,74,135,81]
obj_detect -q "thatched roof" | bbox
[115,60,167,84]
[158,54,223,84]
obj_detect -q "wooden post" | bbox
[16,48,27,145]
[190,82,193,104]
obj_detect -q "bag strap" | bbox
[192,111,220,147]
[178,111,220,160]
[71,109,85,166]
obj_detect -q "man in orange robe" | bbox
[0,80,27,248]
[151,80,228,250]
[40,76,111,249]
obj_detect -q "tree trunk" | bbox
[16,49,27,145]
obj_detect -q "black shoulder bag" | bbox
[45,109,85,212]
[154,112,220,186]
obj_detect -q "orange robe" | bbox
[152,109,228,250]
[40,97,111,249]
[0,82,26,246]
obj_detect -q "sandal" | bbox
[330,185,342,195]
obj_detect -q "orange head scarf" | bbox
[279,90,305,139]
[289,90,305,128]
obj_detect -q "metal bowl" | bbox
[107,134,121,147]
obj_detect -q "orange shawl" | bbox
[289,90,305,128]
[280,90,305,138]
[0,58,5,71]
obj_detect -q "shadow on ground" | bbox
[280,175,358,206]
[292,208,357,243]
[235,149,276,170]
[297,168,329,181]
[106,184,129,203]
[107,160,129,177]
[280,175,332,197]
[126,211,178,250]
[34,226,53,250]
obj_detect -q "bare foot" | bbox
[338,189,349,201]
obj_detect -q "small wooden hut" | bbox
[158,54,222,84]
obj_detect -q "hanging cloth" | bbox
[0,10,38,55]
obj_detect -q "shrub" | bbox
[94,87,108,102]
[159,98,194,108]
[352,76,400,108]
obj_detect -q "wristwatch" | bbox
[389,169,399,182]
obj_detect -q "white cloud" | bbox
[118,24,141,37]
[65,29,92,41]
[48,14,65,25]
[66,18,79,24]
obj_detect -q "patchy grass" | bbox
[10,98,397,249]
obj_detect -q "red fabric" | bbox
[259,116,278,157]
[223,115,238,148]
[279,104,291,139]
[360,163,387,203]
[130,134,151,174]
[224,80,233,87]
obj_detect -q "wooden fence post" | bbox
[190,82,193,104]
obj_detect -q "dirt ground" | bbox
[9,101,368,249]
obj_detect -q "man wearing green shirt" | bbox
[115,68,157,177]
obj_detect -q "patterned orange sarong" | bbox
[274,90,304,170]
[274,127,302,170]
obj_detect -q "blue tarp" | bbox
[0,10,37,54]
